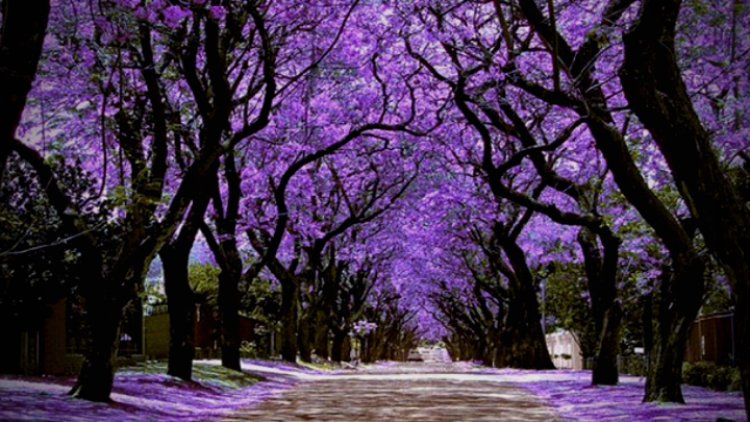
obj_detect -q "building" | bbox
[145,303,255,359]
[545,329,584,370]
[0,298,144,376]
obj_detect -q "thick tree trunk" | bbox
[297,311,312,363]
[331,330,347,363]
[0,0,50,184]
[497,233,555,370]
[314,310,329,360]
[737,298,750,418]
[472,335,487,363]
[643,262,704,403]
[160,167,212,380]
[482,345,495,367]
[341,335,352,362]
[578,227,622,385]
[642,293,654,372]
[593,303,622,385]
[69,298,123,402]
[218,269,241,371]
[280,279,299,362]
[160,248,195,381]
[499,298,555,369]
[619,2,750,416]
[487,329,503,368]
[314,259,337,360]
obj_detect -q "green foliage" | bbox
[189,263,221,305]
[683,361,742,391]
[0,155,112,327]
[241,278,281,327]
[240,277,281,358]
[617,267,649,356]
[108,185,131,208]
[701,261,734,315]
[143,280,166,314]
[543,264,598,358]
[239,340,259,358]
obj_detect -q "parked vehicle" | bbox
[407,349,423,361]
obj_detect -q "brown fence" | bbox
[685,312,735,365]
[145,304,255,360]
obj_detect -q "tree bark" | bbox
[594,302,622,385]
[331,329,347,363]
[313,262,336,360]
[69,296,125,402]
[619,0,750,415]
[578,227,622,385]
[497,233,555,370]
[159,170,213,380]
[341,335,352,362]
[499,299,554,369]
[737,299,750,417]
[314,309,330,360]
[0,0,50,184]
[160,247,195,381]
[218,268,241,371]
[297,310,312,363]
[644,260,704,403]
[280,278,299,362]
[514,0,705,398]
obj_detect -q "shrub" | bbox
[239,340,258,358]
[683,361,741,391]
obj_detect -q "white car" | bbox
[407,349,423,361]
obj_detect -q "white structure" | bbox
[545,330,583,370]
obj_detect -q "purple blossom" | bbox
[208,6,227,21]
[162,5,190,29]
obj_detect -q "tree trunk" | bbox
[487,329,502,368]
[500,298,555,369]
[497,233,555,370]
[642,293,654,373]
[593,302,622,385]
[218,269,241,371]
[297,311,312,363]
[472,335,487,363]
[737,298,750,418]
[69,298,123,402]
[578,227,622,385]
[160,248,195,381]
[643,262,704,403]
[619,2,750,416]
[0,0,50,184]
[482,346,495,367]
[160,166,212,380]
[314,310,329,360]
[331,330,347,363]
[280,279,299,362]
[341,335,352,362]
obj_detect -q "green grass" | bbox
[298,360,342,372]
[119,360,263,390]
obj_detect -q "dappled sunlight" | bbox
[517,370,747,421]
[228,363,559,422]
[1,359,746,421]
[0,361,290,421]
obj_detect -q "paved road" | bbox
[227,351,559,421]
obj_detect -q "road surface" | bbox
[226,349,559,421]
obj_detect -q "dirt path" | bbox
[226,360,559,421]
